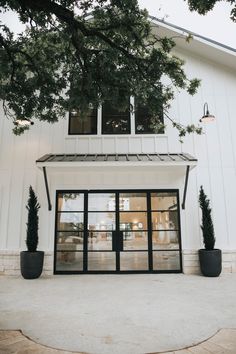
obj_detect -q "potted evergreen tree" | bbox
[198,186,222,277]
[20,186,44,279]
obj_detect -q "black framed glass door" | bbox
[54,190,182,273]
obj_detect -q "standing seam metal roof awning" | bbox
[36,153,197,211]
[36,153,197,166]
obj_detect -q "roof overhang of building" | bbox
[150,17,236,72]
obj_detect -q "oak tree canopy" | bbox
[0,0,201,137]
[186,0,236,21]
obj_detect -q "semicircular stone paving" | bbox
[0,329,236,354]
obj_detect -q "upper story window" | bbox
[102,101,130,135]
[68,108,97,135]
[68,99,164,135]
[135,104,164,134]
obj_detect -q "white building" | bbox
[1,18,236,275]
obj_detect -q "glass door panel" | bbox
[88,193,116,211]
[152,231,179,249]
[123,231,148,250]
[151,192,177,210]
[58,193,84,211]
[151,192,181,271]
[151,211,179,230]
[57,212,84,231]
[88,212,115,231]
[119,212,148,230]
[88,231,113,250]
[56,251,83,271]
[120,252,149,271]
[119,197,149,270]
[55,192,85,272]
[153,251,180,270]
[87,193,116,271]
[87,252,116,271]
[119,193,147,211]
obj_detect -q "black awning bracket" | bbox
[42,166,52,211]
[182,165,190,210]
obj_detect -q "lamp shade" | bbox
[199,103,215,123]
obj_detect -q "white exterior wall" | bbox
[1,42,236,275]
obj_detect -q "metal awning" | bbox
[36,153,197,166]
[36,153,197,211]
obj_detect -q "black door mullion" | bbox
[147,192,153,271]
[116,191,120,271]
[83,192,88,272]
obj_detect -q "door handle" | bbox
[112,231,116,251]
[112,231,123,251]
[119,231,123,251]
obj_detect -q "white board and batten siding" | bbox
[1,25,236,274]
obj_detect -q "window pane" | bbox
[57,213,84,231]
[153,251,180,271]
[57,232,84,251]
[135,104,164,134]
[69,109,97,134]
[151,192,177,210]
[120,212,148,230]
[119,193,147,211]
[152,231,179,250]
[88,212,115,231]
[88,193,116,211]
[58,193,84,212]
[152,211,179,230]
[88,252,116,271]
[102,101,130,134]
[56,251,83,271]
[120,252,148,271]
[123,231,148,250]
[88,231,113,251]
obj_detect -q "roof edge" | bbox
[149,15,236,54]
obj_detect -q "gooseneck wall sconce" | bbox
[199,103,215,123]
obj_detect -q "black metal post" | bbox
[43,166,52,211]
[182,165,190,210]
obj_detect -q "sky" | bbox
[1,0,235,49]
[138,0,236,49]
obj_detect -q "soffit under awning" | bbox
[36,153,197,212]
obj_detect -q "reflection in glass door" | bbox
[54,190,182,273]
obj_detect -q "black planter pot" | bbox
[20,251,44,279]
[198,249,222,277]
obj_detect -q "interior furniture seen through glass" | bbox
[55,190,181,273]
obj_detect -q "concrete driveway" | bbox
[0,274,236,354]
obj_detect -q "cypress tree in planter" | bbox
[20,186,44,279]
[198,186,221,277]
